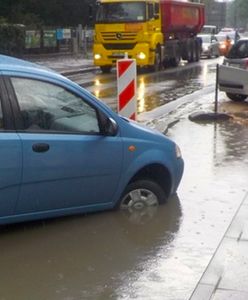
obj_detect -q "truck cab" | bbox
[93,0,204,73]
[93,0,163,73]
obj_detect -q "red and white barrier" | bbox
[117,57,137,120]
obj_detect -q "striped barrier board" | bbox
[117,58,137,120]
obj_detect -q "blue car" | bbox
[0,55,184,225]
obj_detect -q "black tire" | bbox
[226,93,247,102]
[195,44,201,62]
[151,48,161,72]
[188,44,195,63]
[119,179,167,211]
[100,66,111,74]
[170,54,181,67]
[207,49,213,59]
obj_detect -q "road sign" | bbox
[117,57,137,120]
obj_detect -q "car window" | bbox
[11,77,100,134]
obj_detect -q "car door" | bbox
[7,76,123,215]
[0,77,22,218]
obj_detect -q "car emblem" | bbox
[116,32,122,40]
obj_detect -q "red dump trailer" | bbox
[160,0,205,67]
[161,0,205,37]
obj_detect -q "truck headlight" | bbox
[175,144,182,159]
[94,54,101,60]
[137,52,146,60]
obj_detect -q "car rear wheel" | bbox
[226,93,247,102]
[119,179,167,212]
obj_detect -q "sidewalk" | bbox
[190,191,248,300]
[26,53,97,75]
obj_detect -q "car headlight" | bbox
[94,54,101,60]
[175,144,182,159]
[137,52,146,60]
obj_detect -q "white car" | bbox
[220,38,248,101]
[198,34,220,58]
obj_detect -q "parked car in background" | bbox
[216,33,233,56]
[198,34,220,58]
[220,38,248,101]
[0,55,184,225]
[218,28,240,44]
[200,25,218,35]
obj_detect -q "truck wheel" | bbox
[100,66,111,73]
[195,42,201,61]
[151,49,161,72]
[226,93,247,102]
[191,46,197,62]
[170,54,181,67]
[118,179,167,211]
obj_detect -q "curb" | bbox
[61,66,98,76]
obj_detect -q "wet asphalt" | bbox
[0,56,248,300]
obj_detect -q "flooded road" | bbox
[0,89,247,299]
[70,57,221,114]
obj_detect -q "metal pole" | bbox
[214,64,219,114]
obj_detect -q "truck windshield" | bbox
[96,2,146,23]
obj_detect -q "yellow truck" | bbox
[93,0,205,73]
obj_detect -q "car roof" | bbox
[197,34,214,38]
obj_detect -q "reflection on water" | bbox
[0,195,182,300]
[88,61,218,114]
[216,121,248,164]
[136,66,203,113]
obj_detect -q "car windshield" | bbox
[227,40,248,59]
[216,35,227,42]
[96,2,146,23]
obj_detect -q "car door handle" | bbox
[32,143,50,153]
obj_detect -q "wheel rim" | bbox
[120,188,159,224]
[120,188,159,211]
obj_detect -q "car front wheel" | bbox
[119,180,167,211]
[118,180,167,223]
[226,93,247,102]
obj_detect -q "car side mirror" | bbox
[104,117,118,136]
[98,110,118,136]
